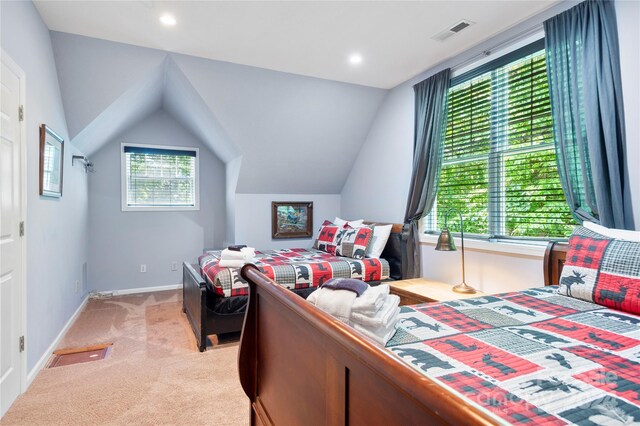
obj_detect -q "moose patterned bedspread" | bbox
[387,286,640,425]
[199,248,389,297]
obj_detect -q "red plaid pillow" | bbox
[334,225,374,259]
[313,220,342,255]
[558,226,640,315]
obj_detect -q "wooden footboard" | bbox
[238,264,497,425]
[183,262,208,352]
[183,262,250,352]
[237,243,570,424]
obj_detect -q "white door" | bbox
[0,54,25,417]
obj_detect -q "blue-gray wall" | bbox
[49,32,388,194]
[169,52,387,194]
[1,0,89,373]
[235,194,341,249]
[88,109,226,292]
[47,31,390,293]
[47,32,390,291]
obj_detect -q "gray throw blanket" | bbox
[320,278,368,296]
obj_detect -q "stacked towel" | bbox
[221,247,255,259]
[352,284,389,315]
[351,294,400,329]
[351,294,400,346]
[307,279,400,346]
[353,323,398,346]
[219,247,256,268]
[307,288,356,324]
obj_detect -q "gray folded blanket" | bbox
[320,278,369,296]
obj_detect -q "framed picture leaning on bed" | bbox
[271,201,313,239]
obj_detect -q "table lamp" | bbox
[435,208,476,294]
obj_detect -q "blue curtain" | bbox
[544,0,631,229]
[402,69,450,278]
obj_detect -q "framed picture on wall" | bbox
[39,124,64,198]
[271,202,313,239]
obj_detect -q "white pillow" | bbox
[366,224,393,258]
[333,217,364,228]
[582,221,640,242]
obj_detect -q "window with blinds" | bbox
[425,40,574,239]
[121,144,199,211]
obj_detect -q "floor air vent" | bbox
[47,343,113,368]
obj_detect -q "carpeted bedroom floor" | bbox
[1,290,248,425]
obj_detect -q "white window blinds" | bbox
[426,40,574,239]
[122,145,198,210]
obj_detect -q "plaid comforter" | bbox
[199,248,389,297]
[387,287,640,425]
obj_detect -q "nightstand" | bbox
[389,278,485,305]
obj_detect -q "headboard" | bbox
[543,241,569,286]
[364,222,405,281]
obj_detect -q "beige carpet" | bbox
[1,290,248,425]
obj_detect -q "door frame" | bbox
[1,49,28,395]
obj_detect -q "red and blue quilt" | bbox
[387,287,640,425]
[199,248,389,297]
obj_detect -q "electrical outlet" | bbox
[171,261,178,271]
[140,264,147,273]
[75,280,80,293]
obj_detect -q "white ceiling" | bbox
[34,1,558,89]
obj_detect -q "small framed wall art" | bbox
[39,124,64,197]
[271,201,313,239]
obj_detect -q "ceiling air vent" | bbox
[431,19,475,42]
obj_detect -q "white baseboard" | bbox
[96,283,182,297]
[26,294,89,388]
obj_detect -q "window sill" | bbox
[121,206,200,212]
[419,233,548,257]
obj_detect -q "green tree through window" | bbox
[426,47,574,239]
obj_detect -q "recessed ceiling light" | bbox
[159,14,177,27]
[349,54,363,65]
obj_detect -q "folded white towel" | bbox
[241,247,256,257]
[221,249,246,260]
[351,295,400,329]
[354,322,398,346]
[219,259,249,268]
[354,306,399,340]
[307,288,356,324]
[221,247,256,261]
[352,284,390,315]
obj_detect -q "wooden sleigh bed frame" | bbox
[237,241,569,425]
[183,222,405,352]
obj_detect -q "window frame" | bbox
[423,37,571,243]
[120,143,200,212]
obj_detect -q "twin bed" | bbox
[182,222,404,352]
[237,235,640,425]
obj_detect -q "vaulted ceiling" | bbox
[50,32,386,193]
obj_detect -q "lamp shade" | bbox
[435,228,456,251]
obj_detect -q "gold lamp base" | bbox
[452,282,477,294]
